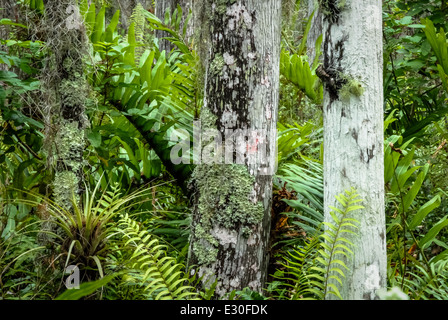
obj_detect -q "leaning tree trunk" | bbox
[187,0,281,298]
[41,0,89,211]
[320,0,386,300]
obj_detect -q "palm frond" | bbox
[276,161,324,234]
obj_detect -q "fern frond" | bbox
[277,161,324,235]
[270,235,320,300]
[115,214,199,300]
[129,3,146,64]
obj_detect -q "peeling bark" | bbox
[188,0,281,298]
[321,0,386,300]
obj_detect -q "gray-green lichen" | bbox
[210,54,225,77]
[190,163,264,265]
[53,170,80,211]
[200,106,219,128]
[55,120,85,172]
[59,78,86,110]
[215,0,238,16]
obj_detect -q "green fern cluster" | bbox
[311,188,362,300]
[269,235,320,300]
[129,3,147,64]
[110,214,199,300]
[272,188,362,300]
[397,259,448,300]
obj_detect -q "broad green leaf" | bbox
[105,10,120,42]
[85,3,96,37]
[408,195,441,229]
[87,130,102,148]
[402,163,429,212]
[55,274,116,300]
[419,216,448,249]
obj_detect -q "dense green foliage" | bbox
[0,0,447,300]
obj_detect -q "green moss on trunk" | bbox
[190,163,264,265]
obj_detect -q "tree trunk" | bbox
[155,0,193,53]
[41,0,89,211]
[0,1,15,40]
[155,0,177,53]
[307,0,322,64]
[320,0,386,300]
[187,0,281,298]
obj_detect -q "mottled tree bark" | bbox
[0,1,15,39]
[155,0,177,53]
[41,0,89,211]
[320,0,386,300]
[188,0,281,298]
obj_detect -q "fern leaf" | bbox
[115,214,199,300]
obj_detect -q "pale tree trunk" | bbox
[187,0,281,298]
[320,0,386,300]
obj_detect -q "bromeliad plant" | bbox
[6,180,159,283]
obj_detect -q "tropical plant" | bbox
[395,259,448,300]
[424,19,448,94]
[268,235,320,300]
[383,0,448,140]
[310,188,362,300]
[82,4,196,192]
[105,213,199,300]
[5,179,160,282]
[270,188,362,300]
[275,161,324,235]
